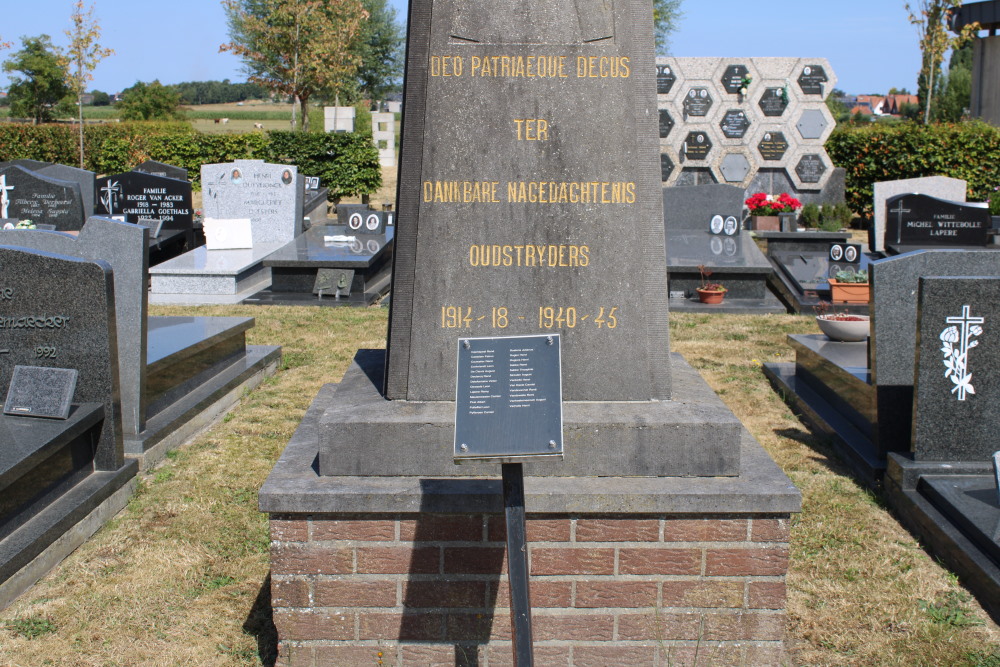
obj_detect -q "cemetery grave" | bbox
[764,230,873,314]
[0,245,138,609]
[662,183,785,313]
[149,160,305,304]
[0,164,86,232]
[1,218,281,464]
[259,0,800,662]
[94,169,198,265]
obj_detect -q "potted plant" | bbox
[814,301,869,342]
[744,192,802,231]
[695,264,727,304]
[828,268,869,304]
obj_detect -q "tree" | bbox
[934,43,973,122]
[116,80,182,120]
[221,0,369,132]
[90,89,110,105]
[352,0,404,105]
[64,1,114,167]
[653,0,683,56]
[2,35,71,124]
[826,88,849,123]
[905,0,977,124]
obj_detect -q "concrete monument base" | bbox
[261,359,801,665]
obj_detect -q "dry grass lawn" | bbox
[1,307,998,666]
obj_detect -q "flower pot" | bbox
[816,314,870,342]
[828,279,869,304]
[750,215,780,231]
[696,287,726,304]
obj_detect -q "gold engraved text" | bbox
[423,181,501,203]
[576,56,630,78]
[514,119,548,140]
[507,181,635,204]
[468,244,590,268]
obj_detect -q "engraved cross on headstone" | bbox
[0,174,13,218]
[890,200,911,245]
[946,305,985,401]
[100,180,121,215]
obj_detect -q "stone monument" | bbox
[261,0,799,662]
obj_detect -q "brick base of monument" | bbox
[268,512,791,666]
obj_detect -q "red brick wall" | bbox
[269,513,791,666]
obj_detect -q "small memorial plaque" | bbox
[795,154,826,184]
[655,64,676,94]
[758,88,788,117]
[721,64,750,94]
[658,109,674,138]
[723,216,739,236]
[4,365,78,419]
[683,131,712,161]
[660,154,675,182]
[719,110,751,139]
[797,65,828,95]
[682,87,713,117]
[454,334,563,462]
[710,215,724,234]
[758,131,789,161]
[135,218,164,239]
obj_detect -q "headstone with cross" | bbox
[884,193,991,252]
[0,164,86,231]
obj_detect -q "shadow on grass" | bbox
[244,574,278,667]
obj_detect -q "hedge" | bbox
[0,122,381,200]
[826,121,1000,221]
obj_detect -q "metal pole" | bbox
[502,462,534,666]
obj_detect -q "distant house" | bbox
[850,93,918,118]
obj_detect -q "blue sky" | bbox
[2,0,924,96]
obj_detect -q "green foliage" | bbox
[2,35,72,123]
[352,0,404,102]
[825,121,1000,221]
[117,80,182,120]
[919,590,984,628]
[820,202,853,231]
[653,0,683,56]
[800,202,821,228]
[90,89,110,106]
[262,130,380,199]
[834,269,868,283]
[5,615,57,639]
[0,123,381,198]
[934,44,973,122]
[171,79,268,105]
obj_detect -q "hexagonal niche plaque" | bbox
[758,88,788,117]
[658,109,674,138]
[757,131,789,161]
[682,131,712,161]
[656,64,676,95]
[719,109,750,139]
[721,65,750,94]
[720,153,751,183]
[660,154,674,182]
[797,65,828,95]
[795,154,826,183]
[682,87,713,117]
[797,109,829,140]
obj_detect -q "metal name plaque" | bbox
[454,334,563,463]
[4,365,78,419]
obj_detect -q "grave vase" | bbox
[751,215,780,231]
[779,212,797,232]
[828,279,870,304]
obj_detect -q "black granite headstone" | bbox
[884,193,991,248]
[0,246,122,470]
[683,131,711,161]
[913,277,1000,461]
[0,165,86,231]
[133,160,188,181]
[95,171,194,236]
[37,164,98,217]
